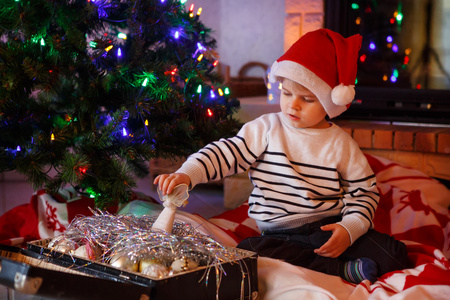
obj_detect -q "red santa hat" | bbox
[269,29,362,118]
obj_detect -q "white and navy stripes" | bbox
[177,112,380,244]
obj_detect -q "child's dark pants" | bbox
[237,216,409,278]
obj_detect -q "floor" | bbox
[0,168,226,219]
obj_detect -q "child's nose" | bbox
[290,97,302,110]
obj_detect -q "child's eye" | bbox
[282,90,292,96]
[303,98,316,103]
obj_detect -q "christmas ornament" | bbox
[152,184,189,233]
[109,252,139,272]
[171,257,199,273]
[48,236,78,254]
[73,242,102,261]
[141,263,170,278]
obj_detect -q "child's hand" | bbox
[314,223,351,258]
[153,173,191,196]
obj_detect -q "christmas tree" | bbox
[0,0,241,208]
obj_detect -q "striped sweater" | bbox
[177,112,379,244]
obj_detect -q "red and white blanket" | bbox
[1,154,449,299]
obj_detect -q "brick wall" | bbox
[336,120,450,181]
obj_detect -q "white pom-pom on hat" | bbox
[331,83,355,106]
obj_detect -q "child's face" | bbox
[279,78,329,129]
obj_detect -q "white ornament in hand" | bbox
[152,184,189,233]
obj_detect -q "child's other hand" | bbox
[153,173,190,196]
[314,223,351,258]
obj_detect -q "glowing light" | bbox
[197,43,206,51]
[218,88,224,96]
[386,36,393,43]
[392,44,398,52]
[105,45,113,52]
[145,119,149,126]
[197,85,202,93]
[16,146,21,151]
[40,38,45,46]
[393,69,399,78]
[351,3,359,9]
[174,31,180,39]
[118,33,127,39]
[383,75,388,81]
[405,48,412,55]
[224,87,230,95]
[122,128,127,136]
[89,41,97,48]
[197,7,202,16]
[278,83,282,90]
[396,12,403,22]
[142,78,149,87]
[213,60,219,67]
[197,54,204,61]
[189,4,194,12]
[416,84,421,89]
[360,54,367,62]
[267,83,272,89]
[51,133,55,141]
[210,90,216,98]
[117,48,122,57]
[390,75,397,83]
[207,108,213,117]
[180,0,187,3]
[403,56,410,65]
[369,42,376,50]
[355,17,361,25]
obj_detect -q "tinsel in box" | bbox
[27,210,258,300]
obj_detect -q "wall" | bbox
[195,0,324,77]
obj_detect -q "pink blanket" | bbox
[1,154,449,299]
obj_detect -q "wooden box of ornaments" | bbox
[25,211,259,300]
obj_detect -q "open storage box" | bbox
[0,244,150,299]
[18,238,258,300]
